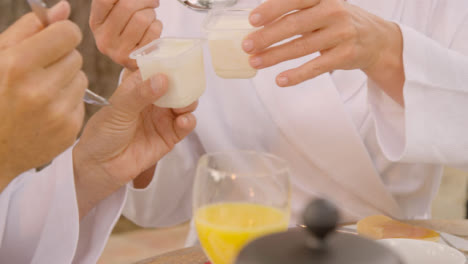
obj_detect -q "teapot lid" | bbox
[235,199,403,264]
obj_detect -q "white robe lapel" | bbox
[252,52,403,218]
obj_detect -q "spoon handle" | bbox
[83,89,110,106]
[26,0,110,106]
[27,0,49,26]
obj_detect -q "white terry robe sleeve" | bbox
[0,146,127,264]
[123,133,205,228]
[368,12,468,168]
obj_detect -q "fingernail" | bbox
[150,75,163,93]
[277,76,289,86]
[242,39,254,52]
[250,56,262,68]
[50,0,66,12]
[249,13,262,25]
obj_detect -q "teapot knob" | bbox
[303,199,339,242]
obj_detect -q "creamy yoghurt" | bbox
[204,10,257,79]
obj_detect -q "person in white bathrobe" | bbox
[241,0,468,169]
[0,2,197,262]
[90,0,468,243]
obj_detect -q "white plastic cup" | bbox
[130,38,206,109]
[203,8,257,79]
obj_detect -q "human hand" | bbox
[73,71,197,218]
[244,0,405,104]
[90,0,162,70]
[0,1,87,188]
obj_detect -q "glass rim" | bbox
[198,150,290,178]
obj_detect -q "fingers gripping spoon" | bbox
[27,0,110,106]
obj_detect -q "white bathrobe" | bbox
[123,0,468,237]
[0,147,126,263]
[367,1,468,169]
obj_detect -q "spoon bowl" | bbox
[176,0,237,11]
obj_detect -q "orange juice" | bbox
[195,203,289,264]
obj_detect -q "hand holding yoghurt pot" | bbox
[242,0,406,105]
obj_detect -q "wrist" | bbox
[72,144,121,219]
[363,21,405,106]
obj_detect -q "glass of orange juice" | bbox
[193,151,291,264]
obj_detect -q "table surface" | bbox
[133,219,468,264]
[134,246,208,264]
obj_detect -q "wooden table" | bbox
[133,246,208,264]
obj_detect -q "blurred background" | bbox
[1,1,468,263]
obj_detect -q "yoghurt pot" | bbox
[203,8,257,79]
[130,38,206,108]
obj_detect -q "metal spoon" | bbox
[27,0,110,106]
[176,0,238,11]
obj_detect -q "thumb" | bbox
[48,0,72,24]
[110,71,169,118]
[0,1,71,50]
